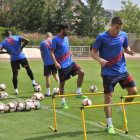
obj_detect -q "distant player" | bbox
[91,16,137,134]
[40,32,59,97]
[0,30,39,95]
[50,23,87,109]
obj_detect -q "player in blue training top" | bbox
[40,32,59,97]
[50,23,87,109]
[91,16,137,134]
[0,30,39,95]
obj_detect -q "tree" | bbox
[74,0,111,38]
[115,0,140,37]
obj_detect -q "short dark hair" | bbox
[59,23,70,31]
[5,30,11,37]
[111,16,124,25]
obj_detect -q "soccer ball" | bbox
[0,92,8,100]
[31,93,40,100]
[37,93,44,101]
[25,99,33,103]
[25,102,35,111]
[0,103,5,113]
[52,87,60,95]
[34,85,42,92]
[32,100,40,110]
[5,102,16,113]
[82,98,92,106]
[9,101,17,106]
[90,85,98,93]
[0,84,6,91]
[16,102,25,111]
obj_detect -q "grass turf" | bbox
[0,59,140,140]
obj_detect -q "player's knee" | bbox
[79,70,84,77]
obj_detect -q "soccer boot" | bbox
[33,82,40,87]
[108,126,115,134]
[62,102,69,109]
[117,107,127,123]
[15,92,19,95]
[44,94,52,97]
[76,92,88,99]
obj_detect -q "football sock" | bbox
[47,88,50,95]
[32,80,35,85]
[25,66,34,80]
[76,87,81,94]
[15,89,18,93]
[13,71,18,89]
[106,118,113,127]
[57,81,60,85]
[61,97,65,104]
[120,105,129,111]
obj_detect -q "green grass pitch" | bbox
[0,59,140,140]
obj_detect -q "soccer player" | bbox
[91,16,137,134]
[0,30,39,95]
[40,32,59,97]
[50,23,87,109]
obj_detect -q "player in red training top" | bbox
[91,16,137,134]
[0,30,39,95]
[50,23,87,109]
[40,32,59,97]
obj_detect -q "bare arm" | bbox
[124,46,135,56]
[50,49,61,69]
[18,37,29,53]
[40,51,43,61]
[90,49,108,68]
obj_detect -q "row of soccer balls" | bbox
[0,99,40,114]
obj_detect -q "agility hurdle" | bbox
[81,101,140,140]
[49,92,104,132]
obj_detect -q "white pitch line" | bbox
[8,95,138,140]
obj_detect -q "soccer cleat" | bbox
[44,94,51,97]
[75,92,88,99]
[117,107,127,123]
[15,92,19,95]
[33,82,40,87]
[108,126,115,134]
[62,102,69,109]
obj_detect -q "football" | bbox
[0,92,8,100]
[90,85,98,93]
[0,84,6,91]
[5,102,16,113]
[31,93,40,100]
[25,99,33,103]
[0,103,5,113]
[16,102,25,111]
[32,100,40,110]
[25,102,35,111]
[37,93,44,101]
[52,87,60,95]
[34,85,42,92]
[82,98,92,106]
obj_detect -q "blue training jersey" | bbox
[92,30,128,76]
[40,40,54,66]
[0,36,26,61]
[51,35,73,68]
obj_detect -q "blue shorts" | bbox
[103,71,136,94]
[44,65,57,76]
[11,58,28,72]
[58,62,81,82]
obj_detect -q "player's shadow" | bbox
[24,130,106,140]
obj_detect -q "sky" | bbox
[81,0,140,11]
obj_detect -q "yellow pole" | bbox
[81,107,87,140]
[121,98,128,133]
[122,95,140,98]
[54,92,104,98]
[136,135,140,138]
[52,97,57,132]
[83,101,140,109]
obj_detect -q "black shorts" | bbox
[11,58,28,72]
[44,65,57,76]
[58,62,81,82]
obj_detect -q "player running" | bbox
[50,23,87,109]
[91,16,137,134]
[40,32,59,97]
[0,30,39,95]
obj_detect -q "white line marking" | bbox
[8,95,138,140]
